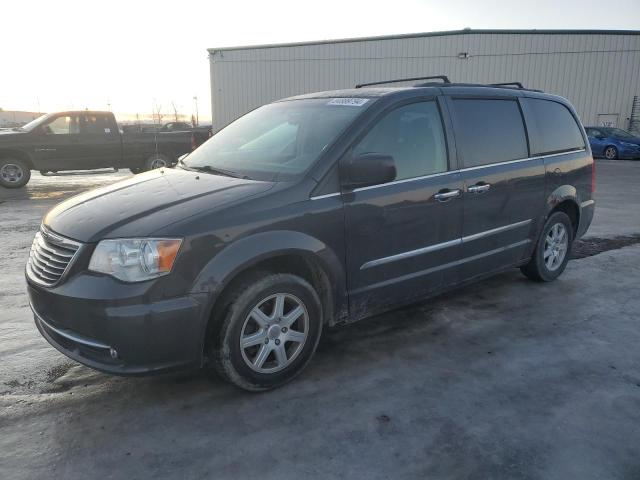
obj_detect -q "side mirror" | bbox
[343,153,396,190]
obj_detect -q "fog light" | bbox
[109,347,119,359]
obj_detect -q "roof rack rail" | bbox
[355,75,450,88]
[490,82,525,89]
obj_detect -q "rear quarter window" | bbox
[450,98,528,168]
[523,98,585,155]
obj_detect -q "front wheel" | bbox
[604,145,618,160]
[521,211,573,282]
[211,273,323,391]
[0,158,31,188]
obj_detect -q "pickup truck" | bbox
[0,111,203,188]
[122,121,212,147]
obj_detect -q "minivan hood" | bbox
[44,168,274,242]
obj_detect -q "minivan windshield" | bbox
[182,98,370,181]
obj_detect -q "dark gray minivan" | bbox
[27,77,595,390]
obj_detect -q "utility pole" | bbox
[171,101,179,122]
[193,96,199,126]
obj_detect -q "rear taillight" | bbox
[190,133,197,151]
[591,159,596,193]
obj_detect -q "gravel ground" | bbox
[1,162,639,479]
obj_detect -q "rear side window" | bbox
[451,99,528,167]
[82,114,113,135]
[523,98,585,155]
[353,101,448,180]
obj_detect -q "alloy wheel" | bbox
[543,223,568,271]
[240,293,309,373]
[604,146,617,160]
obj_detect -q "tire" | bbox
[144,154,170,171]
[211,272,323,391]
[521,211,574,282]
[129,167,143,174]
[604,145,618,160]
[0,158,31,188]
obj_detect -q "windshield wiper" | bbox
[190,164,251,180]
[177,158,195,171]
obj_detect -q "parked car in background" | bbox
[122,122,212,149]
[26,77,594,391]
[585,126,640,160]
[160,122,213,148]
[0,111,198,188]
[160,121,193,131]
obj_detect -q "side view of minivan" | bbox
[26,76,595,391]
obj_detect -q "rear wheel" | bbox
[144,154,170,171]
[211,273,323,391]
[0,158,31,188]
[604,145,618,160]
[521,211,573,282]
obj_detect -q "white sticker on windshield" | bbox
[327,98,370,107]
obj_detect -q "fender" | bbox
[191,229,348,330]
[0,148,34,167]
[517,183,581,264]
[533,184,581,239]
[545,184,579,216]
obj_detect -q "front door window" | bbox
[43,115,79,135]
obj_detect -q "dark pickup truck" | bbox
[0,111,203,188]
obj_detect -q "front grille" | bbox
[27,227,82,287]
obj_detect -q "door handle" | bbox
[468,183,491,194]
[434,189,461,202]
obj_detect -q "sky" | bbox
[2,0,639,122]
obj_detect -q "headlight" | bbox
[89,238,182,282]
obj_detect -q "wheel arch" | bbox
[194,231,347,364]
[545,185,580,236]
[0,148,34,169]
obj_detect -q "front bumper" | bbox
[28,280,210,376]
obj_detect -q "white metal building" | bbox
[208,29,640,132]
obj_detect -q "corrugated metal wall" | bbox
[209,31,640,131]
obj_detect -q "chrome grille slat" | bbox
[35,235,75,258]
[27,228,82,287]
[34,269,58,282]
[30,254,66,274]
[31,249,68,267]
